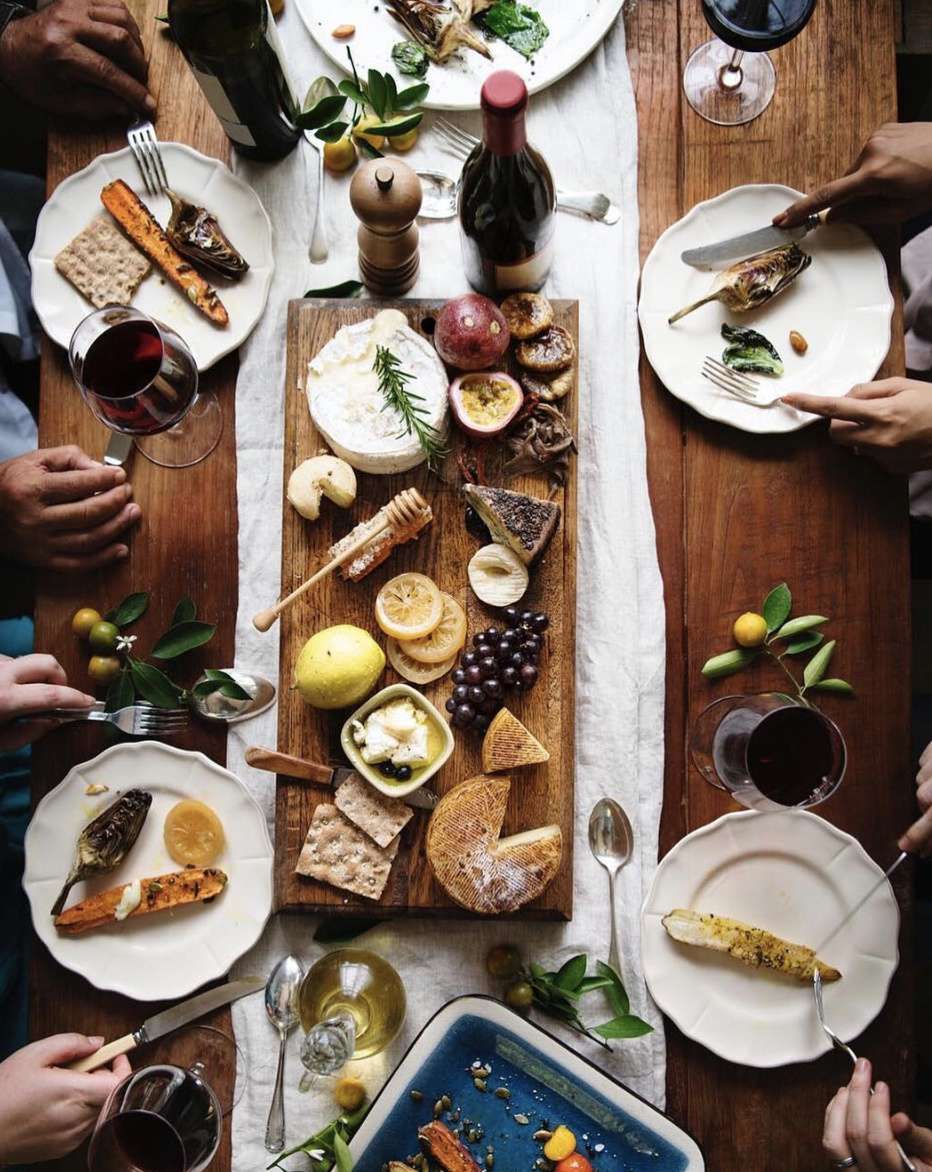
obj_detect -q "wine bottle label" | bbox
[189,68,257,147]
[485,241,554,292]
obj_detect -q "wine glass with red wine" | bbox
[684,0,817,126]
[690,692,846,811]
[69,306,222,468]
[88,1062,221,1172]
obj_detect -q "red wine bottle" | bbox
[458,71,556,295]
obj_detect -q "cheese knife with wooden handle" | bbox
[244,746,439,811]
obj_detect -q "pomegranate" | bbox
[434,293,510,371]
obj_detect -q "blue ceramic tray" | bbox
[350,996,704,1172]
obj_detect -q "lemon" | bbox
[733,612,768,648]
[375,572,443,640]
[399,592,467,664]
[164,799,226,866]
[386,637,457,684]
[323,135,357,173]
[387,128,419,152]
[294,625,385,709]
[333,1076,366,1111]
[352,113,387,150]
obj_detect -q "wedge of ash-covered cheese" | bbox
[306,309,449,475]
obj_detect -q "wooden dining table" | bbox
[28,1,913,1169]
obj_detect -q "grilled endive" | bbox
[51,789,152,916]
[668,244,812,325]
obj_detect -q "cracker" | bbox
[335,773,413,848]
[54,216,150,309]
[295,804,399,901]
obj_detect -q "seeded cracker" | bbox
[54,216,150,309]
[334,773,413,849]
[295,804,399,900]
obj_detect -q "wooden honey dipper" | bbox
[253,487,430,632]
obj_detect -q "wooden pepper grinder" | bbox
[350,158,422,296]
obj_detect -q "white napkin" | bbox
[226,8,667,1167]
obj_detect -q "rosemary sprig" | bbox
[373,344,448,472]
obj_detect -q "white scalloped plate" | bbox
[295,0,625,111]
[641,810,899,1068]
[638,184,894,434]
[23,741,273,1001]
[29,143,273,372]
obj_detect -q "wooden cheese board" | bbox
[272,298,578,919]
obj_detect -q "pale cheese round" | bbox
[306,309,449,475]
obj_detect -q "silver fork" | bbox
[434,116,620,225]
[813,971,916,1171]
[27,703,189,738]
[127,118,170,196]
[701,355,780,407]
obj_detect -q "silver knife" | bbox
[681,210,827,269]
[68,975,266,1073]
[103,432,134,467]
[814,850,908,957]
[244,745,439,811]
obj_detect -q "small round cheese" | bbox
[306,309,449,475]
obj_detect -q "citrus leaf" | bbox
[314,121,350,143]
[297,93,347,129]
[129,659,181,708]
[784,632,824,656]
[105,670,135,713]
[393,82,429,109]
[367,68,388,120]
[337,79,369,106]
[151,620,216,660]
[773,614,828,639]
[366,112,422,137]
[593,1014,653,1039]
[762,582,792,633]
[811,678,855,696]
[803,639,836,687]
[172,596,196,625]
[304,280,364,299]
[357,138,384,159]
[554,954,587,991]
[596,960,629,1017]
[576,975,614,993]
[106,591,150,627]
[701,648,759,679]
[384,71,398,112]
[333,1130,353,1172]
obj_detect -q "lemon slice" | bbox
[375,572,443,640]
[386,637,457,684]
[164,799,226,867]
[399,592,467,664]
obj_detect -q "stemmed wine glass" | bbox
[684,0,818,126]
[69,305,222,468]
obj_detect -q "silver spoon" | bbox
[264,954,306,1153]
[415,167,621,225]
[190,669,276,725]
[588,798,634,974]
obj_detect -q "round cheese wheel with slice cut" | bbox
[426,775,562,914]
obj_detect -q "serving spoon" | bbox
[588,798,634,974]
[190,669,276,725]
[264,954,306,1153]
[415,168,621,224]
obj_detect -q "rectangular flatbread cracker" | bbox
[334,772,413,849]
[54,216,150,309]
[295,804,399,901]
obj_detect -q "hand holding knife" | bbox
[681,208,830,269]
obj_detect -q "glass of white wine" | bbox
[298,949,406,1085]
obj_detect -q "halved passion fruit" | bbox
[449,371,523,440]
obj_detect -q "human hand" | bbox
[0,0,154,121]
[0,1033,131,1164]
[823,1059,932,1171]
[780,379,932,474]
[898,740,932,857]
[0,654,95,750]
[0,445,141,572]
[775,122,932,228]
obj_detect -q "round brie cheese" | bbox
[306,309,449,475]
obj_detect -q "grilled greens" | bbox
[51,789,152,916]
[475,1,550,59]
[165,191,249,280]
[721,323,784,377]
[669,244,811,324]
[391,39,430,76]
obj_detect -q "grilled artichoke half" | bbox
[669,244,812,325]
[386,0,492,62]
[165,191,249,280]
[51,789,152,916]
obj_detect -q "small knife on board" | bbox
[68,975,265,1073]
[245,745,439,811]
[680,209,829,269]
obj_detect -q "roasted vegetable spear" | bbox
[51,789,152,916]
[668,243,812,324]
